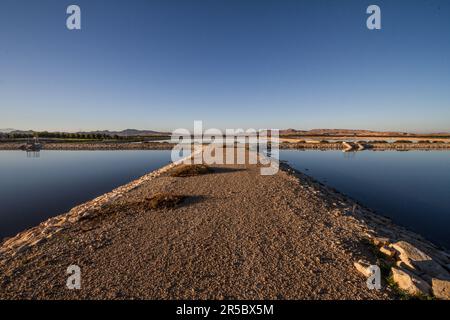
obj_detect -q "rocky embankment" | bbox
[281,164,450,299]
[0,142,174,150]
[0,149,449,299]
[280,142,450,151]
[1,141,449,151]
[280,142,343,150]
[370,142,450,150]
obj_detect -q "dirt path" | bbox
[1,148,401,300]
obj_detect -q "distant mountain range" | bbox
[0,129,170,136]
[0,128,17,133]
[2,128,449,137]
[279,129,450,136]
[76,129,171,136]
[279,128,409,136]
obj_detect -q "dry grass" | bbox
[79,193,189,224]
[169,164,212,177]
[146,193,187,209]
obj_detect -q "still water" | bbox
[281,150,450,248]
[0,150,172,239]
[1,150,449,249]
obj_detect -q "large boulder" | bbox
[391,267,431,296]
[372,237,390,247]
[379,245,397,258]
[432,277,450,300]
[391,241,448,277]
[354,260,372,278]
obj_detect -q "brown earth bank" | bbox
[1,141,449,151]
[279,142,450,151]
[0,149,449,300]
[0,142,174,150]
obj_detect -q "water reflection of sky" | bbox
[0,150,172,239]
[281,150,450,249]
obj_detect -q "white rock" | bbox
[380,245,397,258]
[354,260,372,278]
[391,241,448,277]
[372,237,390,247]
[432,277,450,300]
[391,267,431,296]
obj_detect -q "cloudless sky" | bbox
[0,0,449,132]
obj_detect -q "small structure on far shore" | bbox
[342,141,366,152]
[20,136,42,152]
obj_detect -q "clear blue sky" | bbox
[1,0,449,132]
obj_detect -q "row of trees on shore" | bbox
[0,132,128,140]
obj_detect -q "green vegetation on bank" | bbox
[0,131,170,142]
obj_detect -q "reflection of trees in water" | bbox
[343,151,356,159]
[26,151,40,158]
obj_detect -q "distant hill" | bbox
[1,129,170,137]
[0,128,17,133]
[6,130,34,135]
[2,128,448,137]
[77,129,170,137]
[279,129,450,137]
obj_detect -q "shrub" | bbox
[169,164,212,177]
[146,193,187,209]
